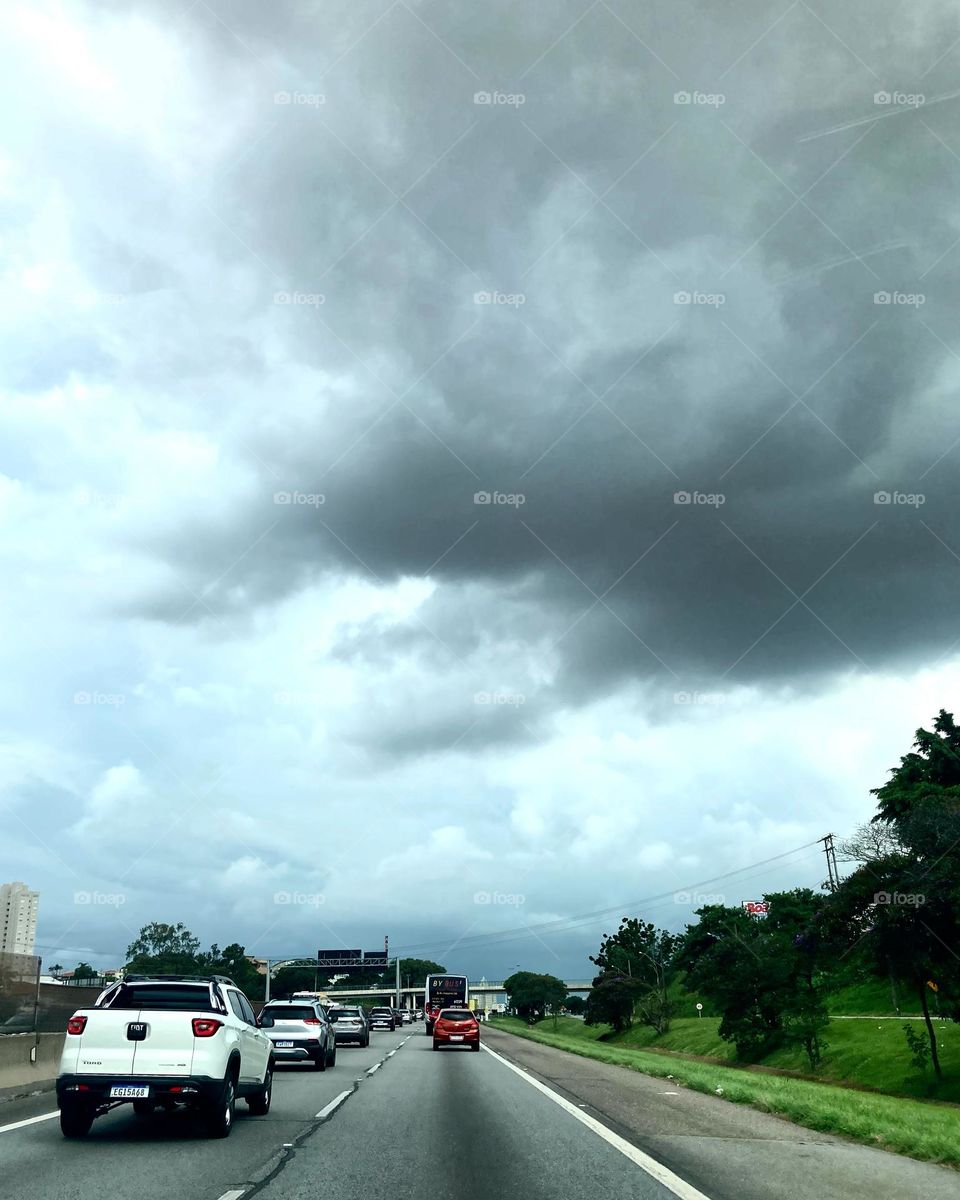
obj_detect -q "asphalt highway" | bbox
[0,1023,957,1200]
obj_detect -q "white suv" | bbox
[56,974,274,1139]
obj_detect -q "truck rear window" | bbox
[104,984,213,1011]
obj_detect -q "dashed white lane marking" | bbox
[217,1190,246,1200]
[0,1112,59,1135]
[482,1045,714,1200]
[366,1062,382,1075]
[315,1090,352,1120]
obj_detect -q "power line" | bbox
[391,839,823,956]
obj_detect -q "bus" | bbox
[423,974,469,1033]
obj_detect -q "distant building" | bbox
[0,881,39,956]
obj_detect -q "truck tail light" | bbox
[192,1018,223,1038]
[67,1016,87,1035]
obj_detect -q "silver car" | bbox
[329,1005,370,1046]
[258,1000,337,1069]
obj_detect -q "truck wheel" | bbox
[247,1065,273,1115]
[204,1074,236,1138]
[60,1099,94,1139]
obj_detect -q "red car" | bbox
[432,1009,480,1052]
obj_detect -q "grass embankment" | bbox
[487,1015,960,1167]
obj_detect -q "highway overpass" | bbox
[320,979,595,1007]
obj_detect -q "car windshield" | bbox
[103,984,212,1011]
[261,1006,317,1022]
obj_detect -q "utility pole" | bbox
[819,833,840,892]
[395,955,401,1009]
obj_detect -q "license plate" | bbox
[450,1035,464,1042]
[275,1040,294,1047]
[110,1085,149,1099]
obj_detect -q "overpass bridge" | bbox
[320,979,594,1010]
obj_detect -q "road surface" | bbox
[0,1023,956,1200]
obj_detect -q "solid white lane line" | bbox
[482,1045,713,1200]
[0,1111,59,1135]
[315,1090,352,1120]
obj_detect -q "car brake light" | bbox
[192,1018,223,1037]
[302,1017,321,1025]
[67,1016,87,1035]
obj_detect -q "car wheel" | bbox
[327,1041,337,1068]
[60,1099,94,1139]
[132,1099,156,1117]
[432,1041,440,1051]
[247,1065,273,1115]
[314,1049,326,1071]
[204,1074,236,1138]
[472,1043,481,1052]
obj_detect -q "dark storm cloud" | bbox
[99,1,960,720]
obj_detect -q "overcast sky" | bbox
[2,0,960,980]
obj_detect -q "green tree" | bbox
[564,994,586,1015]
[201,943,262,996]
[584,971,637,1032]
[272,965,319,998]
[503,971,567,1019]
[590,918,678,1035]
[73,962,97,980]
[125,922,202,975]
[827,709,960,1079]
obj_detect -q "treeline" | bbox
[585,709,960,1078]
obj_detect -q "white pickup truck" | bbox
[56,974,274,1139]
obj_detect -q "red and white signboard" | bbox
[742,900,769,917]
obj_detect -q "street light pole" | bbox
[395,956,401,1009]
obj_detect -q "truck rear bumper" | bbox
[56,1073,225,1107]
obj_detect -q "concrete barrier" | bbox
[0,1033,64,1100]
